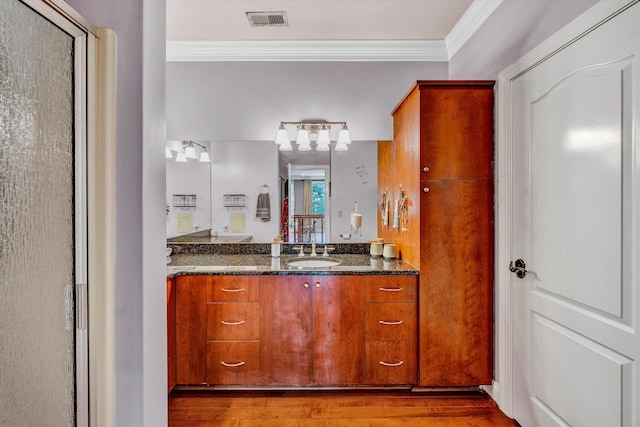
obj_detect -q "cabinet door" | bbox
[167,279,176,393]
[175,276,207,385]
[418,85,494,180]
[419,179,494,386]
[312,276,365,385]
[260,276,313,385]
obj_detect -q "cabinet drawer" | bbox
[207,303,259,341]
[207,276,259,302]
[366,276,417,303]
[207,342,259,385]
[365,304,417,341]
[366,341,417,385]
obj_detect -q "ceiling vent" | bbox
[246,11,288,27]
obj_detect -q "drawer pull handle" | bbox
[379,360,404,367]
[221,320,245,326]
[315,282,321,288]
[221,287,245,293]
[303,282,310,288]
[379,287,403,292]
[221,361,245,367]
[379,320,403,325]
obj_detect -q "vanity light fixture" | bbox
[167,140,211,163]
[274,120,352,151]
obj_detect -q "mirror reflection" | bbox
[166,140,378,243]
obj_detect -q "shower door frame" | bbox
[19,1,101,425]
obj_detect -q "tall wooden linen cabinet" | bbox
[389,81,494,386]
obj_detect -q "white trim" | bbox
[495,0,638,417]
[496,67,514,417]
[446,0,504,60]
[92,27,117,427]
[142,0,168,425]
[166,40,448,62]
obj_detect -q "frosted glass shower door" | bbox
[1,0,89,425]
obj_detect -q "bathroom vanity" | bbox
[166,253,419,390]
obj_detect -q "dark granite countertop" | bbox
[166,253,419,277]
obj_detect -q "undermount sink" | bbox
[287,258,341,268]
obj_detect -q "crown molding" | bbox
[166,40,448,62]
[167,0,503,62]
[446,0,504,60]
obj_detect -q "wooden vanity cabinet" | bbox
[175,275,260,385]
[392,81,495,387]
[259,275,365,386]
[205,276,260,385]
[167,278,176,393]
[173,273,418,388]
[364,276,418,385]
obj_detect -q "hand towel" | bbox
[256,193,271,222]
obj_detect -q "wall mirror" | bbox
[166,140,378,244]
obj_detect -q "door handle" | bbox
[509,259,527,279]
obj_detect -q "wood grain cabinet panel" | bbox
[207,303,259,341]
[259,276,313,385]
[366,341,417,385]
[167,278,176,393]
[365,303,417,341]
[207,276,259,303]
[391,81,495,387]
[207,342,259,385]
[175,276,207,385]
[419,179,494,386]
[260,275,365,386]
[312,275,365,385]
[365,276,417,303]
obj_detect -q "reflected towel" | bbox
[256,193,271,222]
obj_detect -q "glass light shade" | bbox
[316,128,330,145]
[275,126,289,145]
[279,139,293,151]
[298,142,311,151]
[165,147,173,158]
[184,145,197,159]
[335,142,349,151]
[337,128,352,145]
[199,151,211,162]
[175,152,187,162]
[296,128,311,145]
[316,142,330,151]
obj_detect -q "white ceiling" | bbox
[167,0,474,41]
[166,0,500,61]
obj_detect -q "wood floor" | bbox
[169,389,519,426]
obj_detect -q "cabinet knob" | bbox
[315,282,321,288]
[422,166,430,173]
[303,282,310,288]
[423,187,430,193]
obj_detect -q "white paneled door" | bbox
[509,2,640,426]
